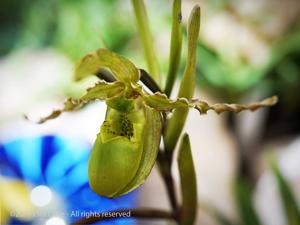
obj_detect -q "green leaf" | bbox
[143,92,278,114]
[206,205,241,225]
[177,5,200,99]
[164,5,201,153]
[164,0,183,97]
[74,48,140,84]
[271,161,300,225]
[233,178,262,225]
[177,133,197,225]
[27,81,125,124]
[131,0,161,86]
[212,210,240,225]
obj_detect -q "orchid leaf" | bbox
[143,92,188,111]
[211,210,240,225]
[27,81,125,124]
[271,160,300,225]
[131,0,161,86]
[178,134,197,225]
[233,178,262,225]
[165,0,183,96]
[164,5,200,153]
[177,5,200,99]
[74,48,140,84]
[144,92,278,114]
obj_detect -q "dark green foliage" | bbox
[233,178,262,225]
[271,161,300,225]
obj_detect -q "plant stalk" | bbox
[157,150,179,212]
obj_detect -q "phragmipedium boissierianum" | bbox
[30,5,277,199]
[31,48,277,198]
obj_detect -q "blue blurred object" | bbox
[0,135,138,225]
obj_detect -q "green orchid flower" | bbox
[32,47,277,198]
[30,5,277,199]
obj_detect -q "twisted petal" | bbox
[26,81,125,124]
[144,92,278,114]
[194,96,278,114]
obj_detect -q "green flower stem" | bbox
[164,5,201,156]
[164,0,183,97]
[233,178,262,225]
[157,150,179,211]
[271,160,300,225]
[131,0,161,86]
